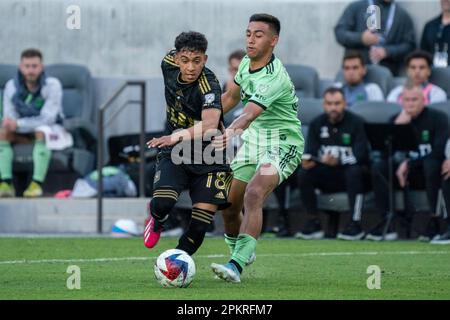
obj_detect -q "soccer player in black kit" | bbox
[144,31,231,255]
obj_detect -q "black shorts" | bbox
[153,155,232,210]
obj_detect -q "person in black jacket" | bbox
[334,0,416,76]
[369,84,449,241]
[420,0,450,68]
[296,87,369,240]
[431,140,450,244]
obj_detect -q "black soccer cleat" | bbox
[295,218,324,240]
[337,221,365,241]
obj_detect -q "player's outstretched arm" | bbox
[221,81,241,115]
[228,102,263,132]
[212,102,264,150]
[148,109,222,148]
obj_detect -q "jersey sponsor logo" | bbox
[319,145,357,165]
[320,126,330,138]
[409,143,432,159]
[254,93,266,101]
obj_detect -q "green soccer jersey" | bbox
[234,54,304,147]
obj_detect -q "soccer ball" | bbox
[154,249,196,288]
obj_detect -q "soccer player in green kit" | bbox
[211,13,304,283]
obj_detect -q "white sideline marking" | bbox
[0,250,449,265]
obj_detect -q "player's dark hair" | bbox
[228,49,246,63]
[174,31,208,53]
[323,86,346,100]
[405,50,433,68]
[342,50,365,67]
[249,13,280,35]
[21,48,43,60]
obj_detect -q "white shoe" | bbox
[211,263,241,283]
[294,230,325,240]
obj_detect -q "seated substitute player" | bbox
[0,48,66,197]
[370,84,449,241]
[210,14,304,283]
[144,31,231,256]
[296,87,369,241]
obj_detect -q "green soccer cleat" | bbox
[23,181,43,198]
[0,182,15,197]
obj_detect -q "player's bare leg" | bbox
[239,164,279,238]
[221,178,246,236]
[212,163,279,282]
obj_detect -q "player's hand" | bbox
[361,30,380,46]
[396,160,409,188]
[321,154,339,167]
[442,159,450,180]
[146,135,179,148]
[301,159,316,170]
[212,128,234,151]
[2,118,17,131]
[394,110,412,124]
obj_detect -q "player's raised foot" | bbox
[337,221,365,241]
[294,218,324,240]
[0,182,15,198]
[23,181,43,198]
[143,216,164,249]
[211,262,241,283]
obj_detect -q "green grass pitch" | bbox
[0,237,449,299]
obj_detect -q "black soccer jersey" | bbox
[160,51,228,172]
[304,110,369,165]
[390,108,449,168]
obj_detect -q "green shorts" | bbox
[230,142,302,185]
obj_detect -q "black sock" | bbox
[176,208,215,255]
[229,259,243,274]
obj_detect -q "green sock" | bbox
[230,234,257,270]
[32,140,51,183]
[224,234,238,255]
[0,140,13,181]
